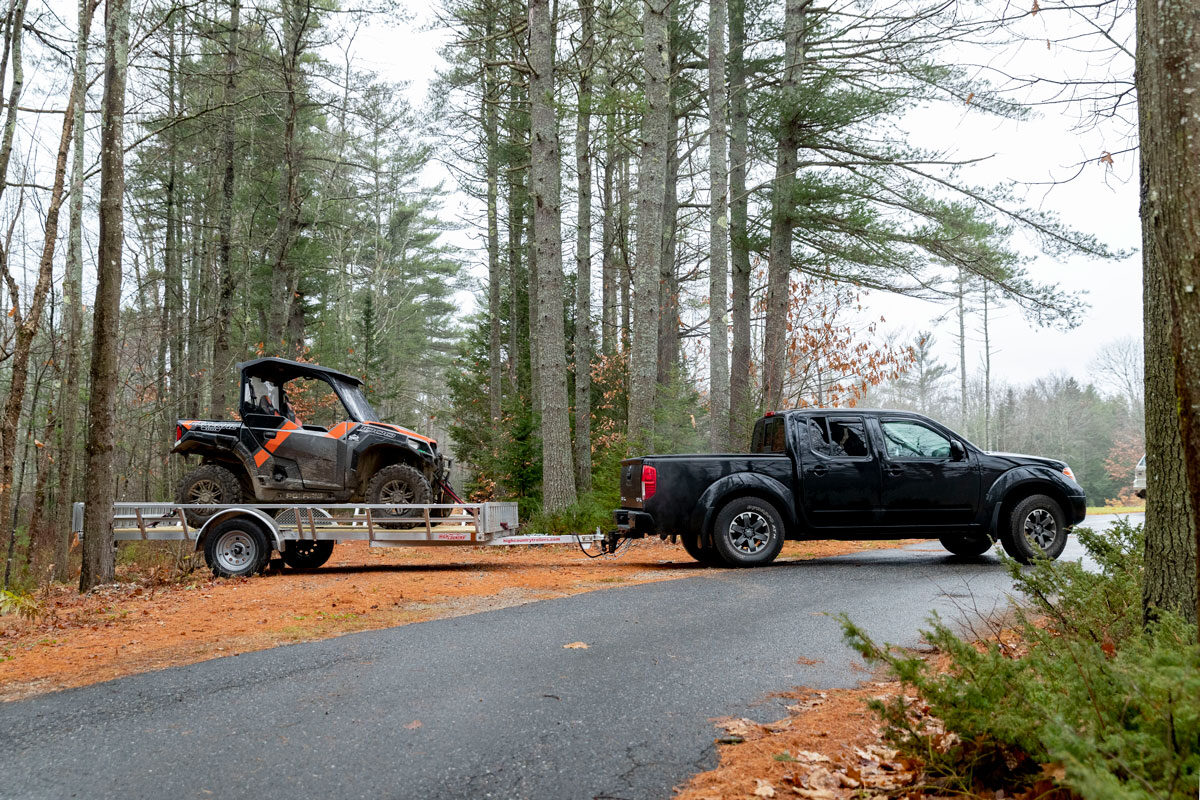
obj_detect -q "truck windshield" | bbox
[334,379,380,422]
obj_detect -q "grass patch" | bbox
[843,520,1198,800]
[1087,504,1146,515]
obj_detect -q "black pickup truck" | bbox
[614,409,1085,567]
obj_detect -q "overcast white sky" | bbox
[351,6,1143,388]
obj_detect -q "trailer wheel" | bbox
[680,533,725,566]
[204,518,271,578]
[281,540,334,569]
[177,464,243,527]
[366,464,433,529]
[711,497,785,567]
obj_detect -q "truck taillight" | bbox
[641,465,657,500]
[175,424,183,442]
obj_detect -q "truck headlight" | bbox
[1062,466,1076,481]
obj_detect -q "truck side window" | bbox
[827,419,869,458]
[752,417,787,454]
[880,420,951,459]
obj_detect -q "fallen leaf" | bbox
[795,750,831,763]
[791,789,835,799]
[563,641,589,649]
[404,719,422,729]
[753,779,776,798]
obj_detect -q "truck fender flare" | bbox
[194,507,285,554]
[985,468,1071,535]
[692,473,799,542]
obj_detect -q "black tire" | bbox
[938,533,993,557]
[680,532,726,566]
[711,497,786,567]
[281,540,335,569]
[177,464,244,528]
[204,518,271,578]
[365,463,433,529]
[999,494,1069,564]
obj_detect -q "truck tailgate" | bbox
[619,458,644,509]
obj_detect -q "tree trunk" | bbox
[657,102,679,386]
[957,267,968,432]
[600,94,617,355]
[81,0,130,591]
[1136,0,1200,625]
[727,0,751,446]
[708,0,729,452]
[53,0,94,582]
[529,0,577,511]
[573,0,595,492]
[268,0,305,354]
[627,0,670,451]
[0,10,86,588]
[210,0,240,419]
[762,0,804,412]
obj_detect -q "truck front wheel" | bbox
[1000,494,1068,564]
[711,498,785,567]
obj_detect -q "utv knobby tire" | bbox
[177,464,244,528]
[204,518,271,578]
[680,533,726,567]
[366,464,433,529]
[281,540,335,569]
[999,494,1068,564]
[938,533,993,558]
[711,497,785,567]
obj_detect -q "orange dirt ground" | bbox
[0,538,919,702]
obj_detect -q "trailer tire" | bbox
[177,464,244,528]
[204,518,271,578]
[366,464,433,529]
[281,540,334,570]
[680,533,725,566]
[711,497,785,567]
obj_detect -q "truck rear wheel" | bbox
[938,533,993,557]
[177,464,243,528]
[1000,494,1068,564]
[711,498,785,567]
[281,540,334,569]
[680,533,725,566]
[204,518,270,578]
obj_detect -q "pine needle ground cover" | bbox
[844,521,1198,799]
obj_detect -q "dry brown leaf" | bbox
[795,750,831,763]
[563,641,589,649]
[790,788,835,799]
[753,779,776,798]
[715,717,766,740]
[404,719,422,729]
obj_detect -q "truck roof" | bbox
[236,357,364,386]
[765,408,929,418]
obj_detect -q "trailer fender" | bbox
[194,508,285,554]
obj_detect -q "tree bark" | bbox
[600,91,617,355]
[763,0,805,413]
[657,105,679,386]
[708,0,729,452]
[627,0,670,451]
[53,0,94,582]
[485,19,503,431]
[573,0,595,492]
[81,0,130,591]
[1136,0,1200,625]
[210,0,240,418]
[529,0,577,511]
[727,0,751,446]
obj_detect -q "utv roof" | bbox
[237,357,363,386]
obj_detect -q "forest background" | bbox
[0,0,1149,592]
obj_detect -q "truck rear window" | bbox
[751,417,787,453]
[805,417,870,459]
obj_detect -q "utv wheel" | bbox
[177,464,244,528]
[366,464,433,529]
[1000,494,1068,564]
[680,533,726,566]
[938,533,993,558]
[204,518,270,578]
[711,497,785,567]
[281,540,335,570]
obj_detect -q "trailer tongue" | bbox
[75,501,620,578]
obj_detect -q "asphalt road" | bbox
[1,515,1135,800]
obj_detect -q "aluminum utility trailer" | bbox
[73,502,615,578]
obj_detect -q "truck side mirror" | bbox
[950,440,966,461]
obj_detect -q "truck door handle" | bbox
[809,464,827,477]
[884,465,903,477]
